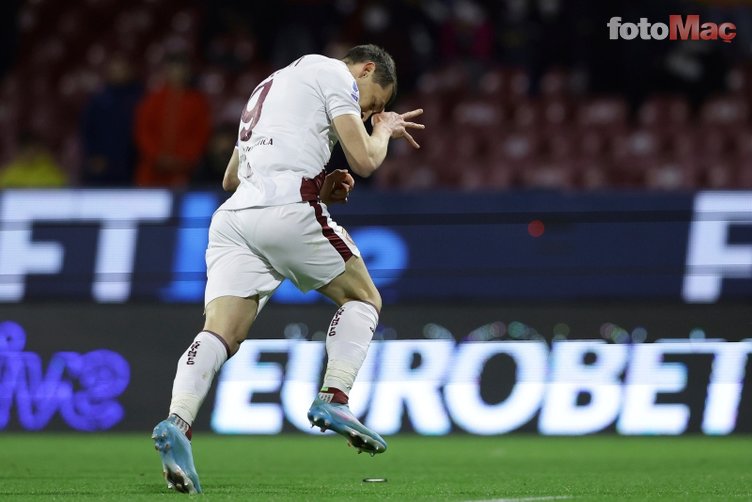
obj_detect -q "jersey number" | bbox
[239,79,273,142]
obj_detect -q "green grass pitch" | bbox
[1,434,750,501]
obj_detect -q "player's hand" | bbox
[372,108,425,149]
[320,169,355,205]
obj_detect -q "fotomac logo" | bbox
[608,15,736,43]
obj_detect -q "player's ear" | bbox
[360,62,376,79]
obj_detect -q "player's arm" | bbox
[333,109,424,178]
[333,114,390,177]
[222,147,240,192]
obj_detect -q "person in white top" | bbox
[152,44,424,494]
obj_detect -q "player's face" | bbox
[359,82,394,123]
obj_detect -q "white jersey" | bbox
[219,54,361,210]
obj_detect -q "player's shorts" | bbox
[204,201,360,309]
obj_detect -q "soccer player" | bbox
[152,44,424,493]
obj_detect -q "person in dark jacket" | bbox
[79,54,143,186]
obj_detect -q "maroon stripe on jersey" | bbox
[308,201,353,261]
[300,170,327,202]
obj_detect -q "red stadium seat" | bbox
[730,128,752,159]
[511,98,572,131]
[404,93,446,131]
[577,129,609,159]
[697,128,732,158]
[696,156,738,189]
[611,153,655,188]
[726,64,752,96]
[612,128,662,161]
[478,67,529,104]
[511,99,538,130]
[519,158,576,190]
[489,130,539,162]
[432,159,461,188]
[458,164,488,191]
[572,157,613,190]
[662,127,698,160]
[638,95,691,128]
[643,158,698,190]
[452,96,503,129]
[577,97,628,130]
[539,68,572,98]
[416,64,470,108]
[374,156,439,190]
[540,129,576,160]
[737,158,752,188]
[541,98,572,129]
[451,130,483,163]
[484,161,517,189]
[700,95,748,128]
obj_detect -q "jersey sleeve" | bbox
[318,62,361,121]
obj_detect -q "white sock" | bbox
[169,331,229,424]
[322,301,378,396]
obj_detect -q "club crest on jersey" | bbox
[350,81,359,103]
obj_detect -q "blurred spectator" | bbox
[200,0,260,72]
[134,52,211,187]
[192,123,237,186]
[336,1,430,94]
[79,54,143,186]
[440,0,493,63]
[0,131,67,187]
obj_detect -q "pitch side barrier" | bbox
[0,304,750,435]
[0,189,749,303]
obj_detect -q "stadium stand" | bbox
[1,0,751,190]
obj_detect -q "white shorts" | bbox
[204,201,360,308]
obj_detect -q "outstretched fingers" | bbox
[402,121,425,130]
[400,108,424,120]
[402,130,420,149]
[400,109,423,149]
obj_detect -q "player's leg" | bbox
[309,256,387,454]
[153,295,259,494]
[168,295,258,430]
[256,201,386,454]
[153,208,281,493]
[316,255,381,397]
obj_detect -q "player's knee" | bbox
[202,323,243,354]
[203,314,251,355]
[359,287,382,313]
[335,285,381,313]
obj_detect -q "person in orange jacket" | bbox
[134,52,211,187]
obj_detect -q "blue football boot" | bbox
[152,417,202,494]
[307,397,387,456]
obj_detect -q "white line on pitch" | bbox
[468,497,574,502]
